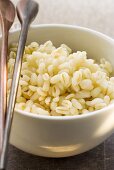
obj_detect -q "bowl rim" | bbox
[6,24,114,120]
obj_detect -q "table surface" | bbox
[2,0,114,169]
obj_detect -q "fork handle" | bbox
[0,28,8,154]
[0,22,29,170]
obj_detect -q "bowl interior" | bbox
[1,24,114,118]
[7,25,114,70]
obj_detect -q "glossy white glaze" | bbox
[1,25,114,157]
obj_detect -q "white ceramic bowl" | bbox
[1,24,114,157]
